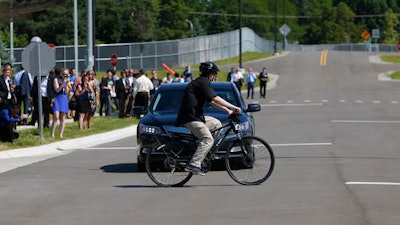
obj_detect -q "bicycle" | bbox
[145,114,275,187]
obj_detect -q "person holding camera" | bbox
[51,68,70,139]
[0,104,24,143]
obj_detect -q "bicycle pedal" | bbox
[211,155,222,160]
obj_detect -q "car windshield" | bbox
[151,88,239,116]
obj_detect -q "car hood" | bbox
[140,112,238,127]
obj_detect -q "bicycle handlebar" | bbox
[228,113,241,123]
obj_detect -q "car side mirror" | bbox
[244,103,261,113]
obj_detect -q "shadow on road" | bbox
[100,163,138,173]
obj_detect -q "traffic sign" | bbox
[22,38,55,76]
[361,30,371,41]
[48,43,56,50]
[110,54,118,67]
[21,37,55,141]
[279,24,291,35]
[372,29,380,39]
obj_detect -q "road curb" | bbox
[0,125,137,159]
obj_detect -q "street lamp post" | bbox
[9,0,14,64]
[86,0,94,70]
[74,0,78,71]
[283,0,286,50]
[274,0,277,54]
[239,0,242,68]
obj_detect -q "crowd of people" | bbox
[0,63,269,143]
[227,66,269,99]
[0,63,198,143]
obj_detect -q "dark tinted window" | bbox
[151,90,184,115]
[151,88,238,115]
[204,90,238,113]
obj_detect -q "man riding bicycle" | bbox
[176,62,241,175]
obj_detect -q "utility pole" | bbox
[86,0,94,70]
[274,0,277,54]
[239,0,243,68]
[9,0,14,64]
[74,0,78,71]
[283,0,286,50]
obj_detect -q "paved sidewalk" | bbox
[0,125,137,173]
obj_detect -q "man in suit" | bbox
[115,70,133,118]
[0,65,15,111]
[14,65,32,124]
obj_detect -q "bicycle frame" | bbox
[151,116,248,167]
[145,115,275,186]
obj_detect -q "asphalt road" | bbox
[1,51,400,225]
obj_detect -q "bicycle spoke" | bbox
[146,144,192,187]
[225,136,275,185]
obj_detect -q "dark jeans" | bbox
[31,96,50,127]
[247,82,254,99]
[135,92,149,110]
[260,82,267,97]
[0,124,19,142]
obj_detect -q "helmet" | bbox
[199,62,219,76]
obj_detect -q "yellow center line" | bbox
[320,50,328,66]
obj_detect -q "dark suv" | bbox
[136,82,261,171]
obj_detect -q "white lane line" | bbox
[262,103,324,107]
[339,99,346,103]
[372,100,381,104]
[271,143,332,147]
[321,99,328,103]
[331,120,400,124]
[83,147,138,150]
[346,182,400,186]
[391,101,399,104]
[355,100,363,103]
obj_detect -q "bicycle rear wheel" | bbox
[225,136,275,185]
[146,143,192,187]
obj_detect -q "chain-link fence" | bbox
[7,27,399,72]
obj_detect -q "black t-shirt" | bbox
[176,76,217,125]
[259,72,268,83]
[150,78,162,94]
[101,78,113,96]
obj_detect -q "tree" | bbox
[382,9,399,44]
[0,24,29,48]
[100,0,161,43]
[158,0,192,40]
[338,0,389,31]
[0,38,11,65]
[1,0,397,47]
[300,0,359,44]
[335,2,359,43]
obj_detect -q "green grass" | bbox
[0,117,138,151]
[380,55,400,80]
[380,55,400,63]
[2,51,274,151]
[389,71,400,80]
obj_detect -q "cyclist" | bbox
[176,61,241,175]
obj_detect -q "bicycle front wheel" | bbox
[225,136,275,185]
[146,143,192,187]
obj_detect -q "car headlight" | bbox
[139,124,162,134]
[235,121,249,131]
